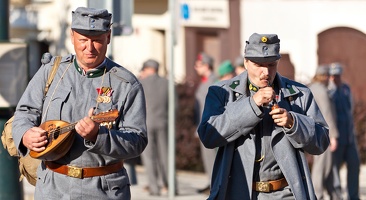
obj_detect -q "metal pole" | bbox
[107,0,113,59]
[0,0,9,41]
[168,0,176,199]
[0,0,23,199]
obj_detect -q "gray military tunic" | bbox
[12,54,147,200]
[249,85,293,200]
[139,73,169,195]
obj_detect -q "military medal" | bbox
[103,96,111,103]
[97,96,104,103]
[96,87,113,103]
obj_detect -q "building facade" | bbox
[7,0,366,101]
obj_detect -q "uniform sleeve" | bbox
[12,65,50,156]
[198,85,261,149]
[283,90,330,155]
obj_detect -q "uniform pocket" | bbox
[44,86,72,117]
[49,86,71,103]
[101,168,130,198]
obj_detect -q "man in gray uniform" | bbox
[328,63,360,200]
[234,55,246,75]
[194,52,218,194]
[139,59,169,196]
[12,7,147,200]
[198,33,329,199]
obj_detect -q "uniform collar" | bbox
[74,59,107,78]
[247,78,274,92]
[228,72,300,98]
[248,79,260,92]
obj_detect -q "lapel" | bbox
[227,71,248,100]
[272,74,301,138]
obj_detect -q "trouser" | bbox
[333,143,360,200]
[141,126,169,195]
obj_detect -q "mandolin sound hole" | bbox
[53,127,61,139]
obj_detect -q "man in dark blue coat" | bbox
[198,33,329,200]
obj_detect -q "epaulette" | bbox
[41,52,53,64]
[109,66,138,84]
[60,54,74,63]
[41,53,74,66]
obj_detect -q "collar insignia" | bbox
[286,84,296,94]
[229,80,240,89]
[248,79,259,92]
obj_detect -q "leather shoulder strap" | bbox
[44,56,61,97]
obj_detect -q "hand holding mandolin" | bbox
[75,108,100,143]
[22,126,48,152]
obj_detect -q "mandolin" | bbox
[29,109,119,161]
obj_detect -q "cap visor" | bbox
[245,56,280,63]
[72,29,109,36]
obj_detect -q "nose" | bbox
[261,67,269,75]
[86,40,94,51]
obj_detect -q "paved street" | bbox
[23,164,366,200]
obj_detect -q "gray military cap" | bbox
[315,65,330,75]
[142,59,159,70]
[329,62,343,75]
[244,33,281,63]
[71,7,112,36]
[234,56,244,67]
[197,52,214,68]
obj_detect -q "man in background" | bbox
[194,52,218,194]
[234,55,246,75]
[328,62,360,200]
[218,60,235,81]
[139,59,169,196]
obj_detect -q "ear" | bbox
[106,30,111,44]
[70,30,74,45]
[244,58,249,69]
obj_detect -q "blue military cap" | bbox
[244,33,281,63]
[329,62,343,75]
[71,7,112,36]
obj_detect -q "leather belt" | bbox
[45,161,123,179]
[252,177,288,192]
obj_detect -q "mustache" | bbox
[260,75,270,81]
[259,75,273,86]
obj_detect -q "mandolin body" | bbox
[29,120,75,161]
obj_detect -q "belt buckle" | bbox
[67,166,83,178]
[256,181,271,192]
